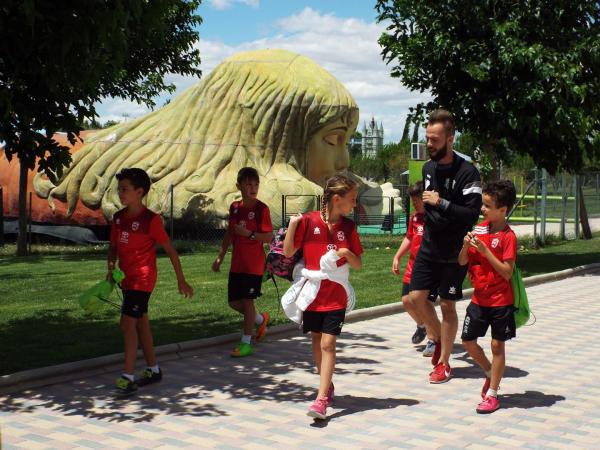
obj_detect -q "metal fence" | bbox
[2,172,599,248]
[508,170,600,243]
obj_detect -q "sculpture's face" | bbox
[306,117,353,186]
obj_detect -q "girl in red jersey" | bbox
[283,174,363,420]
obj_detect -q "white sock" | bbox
[486,388,498,398]
[241,334,252,344]
[122,373,135,382]
[149,364,160,374]
[417,324,425,329]
[255,313,264,326]
[484,370,492,378]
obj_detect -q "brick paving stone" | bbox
[1,274,600,449]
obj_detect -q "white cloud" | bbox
[96,7,430,142]
[207,0,259,10]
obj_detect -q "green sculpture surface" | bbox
[34,49,400,222]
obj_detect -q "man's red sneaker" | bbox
[429,362,452,384]
[431,340,441,365]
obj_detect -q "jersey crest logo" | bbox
[313,227,321,235]
[327,243,337,251]
[491,238,500,248]
[417,225,424,235]
[248,211,255,220]
[132,221,139,231]
[120,231,129,244]
[337,231,346,241]
[449,286,456,295]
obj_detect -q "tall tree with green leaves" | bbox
[1,0,202,255]
[376,1,600,175]
[400,115,411,142]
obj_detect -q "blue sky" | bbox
[95,0,430,142]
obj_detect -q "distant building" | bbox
[361,117,384,158]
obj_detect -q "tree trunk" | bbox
[579,183,592,239]
[16,158,28,256]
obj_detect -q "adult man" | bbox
[409,109,482,383]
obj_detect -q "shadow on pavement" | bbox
[310,395,419,428]
[500,391,566,409]
[0,331,391,423]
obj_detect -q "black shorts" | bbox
[461,302,516,342]
[409,254,467,300]
[302,309,346,336]
[402,282,438,302]
[228,272,263,302]
[121,290,151,318]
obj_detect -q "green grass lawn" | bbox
[1,233,599,375]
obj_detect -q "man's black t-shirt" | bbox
[419,153,482,262]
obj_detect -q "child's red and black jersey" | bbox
[467,220,517,307]
[228,199,273,276]
[293,211,363,312]
[110,207,169,292]
[403,212,425,284]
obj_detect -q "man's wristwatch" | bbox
[249,231,256,240]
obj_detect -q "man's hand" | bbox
[178,279,194,298]
[422,190,440,206]
[212,256,223,272]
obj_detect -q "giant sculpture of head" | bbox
[33,49,365,223]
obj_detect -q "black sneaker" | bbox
[114,376,138,396]
[411,326,427,344]
[137,368,163,387]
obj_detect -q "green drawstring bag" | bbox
[511,266,530,328]
[78,269,125,313]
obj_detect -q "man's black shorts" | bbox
[228,272,263,302]
[302,309,346,336]
[409,254,468,300]
[461,302,516,342]
[121,290,151,318]
[402,282,437,301]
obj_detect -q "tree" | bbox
[348,130,363,159]
[400,115,411,142]
[1,1,202,255]
[376,1,600,175]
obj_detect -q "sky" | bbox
[95,0,431,143]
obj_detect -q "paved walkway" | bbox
[2,273,600,449]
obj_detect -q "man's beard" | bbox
[429,143,448,162]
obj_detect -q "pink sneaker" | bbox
[481,377,491,399]
[431,340,441,366]
[476,395,500,414]
[325,383,335,407]
[429,362,452,384]
[307,397,328,420]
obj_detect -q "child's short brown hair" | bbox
[116,168,151,195]
[483,180,517,211]
[408,180,424,198]
[237,167,260,184]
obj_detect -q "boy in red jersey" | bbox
[212,167,273,357]
[458,180,518,414]
[108,168,194,396]
[392,181,439,353]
